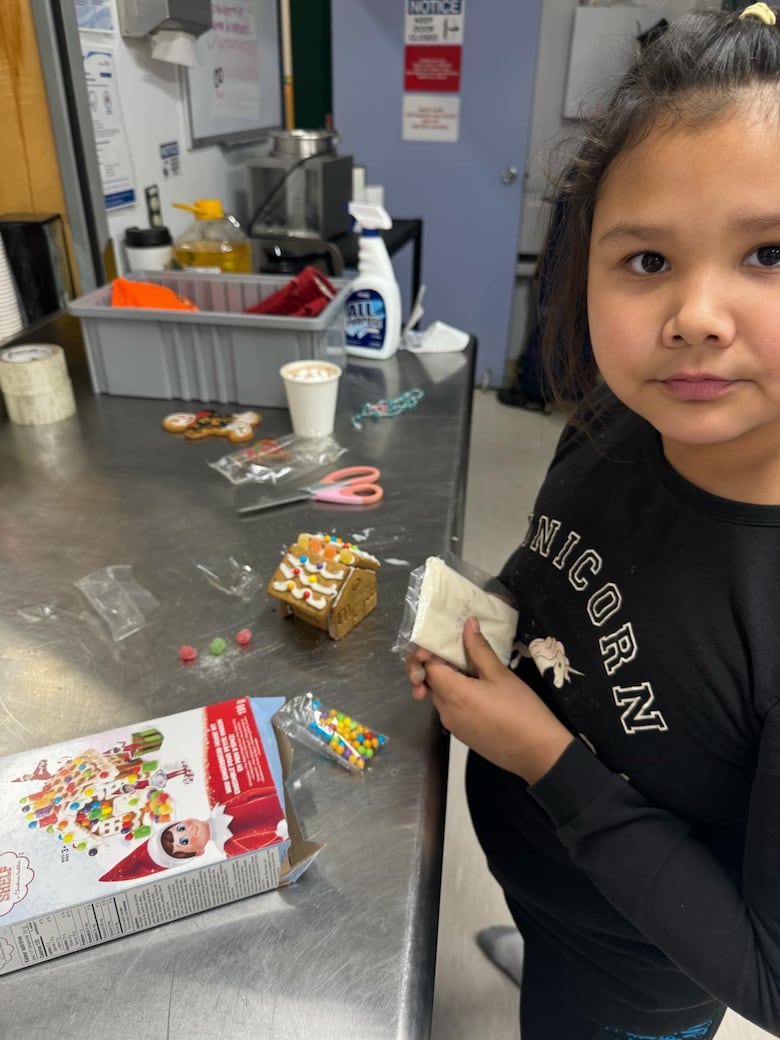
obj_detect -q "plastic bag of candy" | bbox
[208,433,346,486]
[274,693,388,776]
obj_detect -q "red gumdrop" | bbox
[178,645,198,663]
[235,628,252,646]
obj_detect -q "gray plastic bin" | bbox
[67,271,350,408]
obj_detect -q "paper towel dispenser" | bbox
[118,1,212,65]
[118,0,212,39]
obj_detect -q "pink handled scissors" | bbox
[238,465,383,514]
[305,466,383,505]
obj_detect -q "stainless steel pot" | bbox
[269,129,339,160]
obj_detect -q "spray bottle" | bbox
[344,202,402,360]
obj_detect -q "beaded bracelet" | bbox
[351,388,425,429]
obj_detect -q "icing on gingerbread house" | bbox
[267,532,380,640]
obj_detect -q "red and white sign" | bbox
[402,1,465,142]
[402,95,460,143]
[404,44,461,93]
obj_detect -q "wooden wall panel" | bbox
[0,0,66,213]
[0,0,78,292]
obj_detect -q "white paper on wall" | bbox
[82,45,137,210]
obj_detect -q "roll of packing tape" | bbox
[0,344,68,394]
[3,384,77,426]
[0,343,76,426]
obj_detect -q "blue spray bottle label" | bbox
[345,289,387,350]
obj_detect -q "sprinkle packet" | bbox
[274,693,388,777]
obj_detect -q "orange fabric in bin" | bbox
[111,278,199,311]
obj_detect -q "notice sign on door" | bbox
[403,0,465,141]
[405,1,465,46]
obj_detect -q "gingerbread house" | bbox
[266,532,380,640]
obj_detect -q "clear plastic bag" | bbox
[208,433,346,487]
[17,602,59,623]
[194,556,262,600]
[274,693,388,776]
[392,553,519,675]
[74,565,159,641]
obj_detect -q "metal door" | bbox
[331,0,543,387]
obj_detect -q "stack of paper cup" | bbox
[0,235,24,341]
[0,344,77,426]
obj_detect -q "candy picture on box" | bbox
[0,697,308,975]
[12,728,188,861]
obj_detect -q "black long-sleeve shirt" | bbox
[466,396,780,1034]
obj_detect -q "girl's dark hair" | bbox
[542,7,780,418]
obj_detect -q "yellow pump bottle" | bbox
[172,199,252,274]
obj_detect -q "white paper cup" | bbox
[280,360,342,437]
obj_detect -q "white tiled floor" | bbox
[431,390,772,1040]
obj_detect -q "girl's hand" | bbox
[406,618,574,784]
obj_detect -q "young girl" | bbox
[407,6,780,1038]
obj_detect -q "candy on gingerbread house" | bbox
[266,532,380,640]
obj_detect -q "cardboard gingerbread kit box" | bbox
[0,696,320,975]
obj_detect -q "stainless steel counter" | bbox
[1,345,475,1040]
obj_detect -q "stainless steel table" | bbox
[1,344,475,1040]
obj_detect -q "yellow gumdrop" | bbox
[340,549,355,564]
[297,533,310,550]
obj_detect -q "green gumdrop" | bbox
[210,637,227,656]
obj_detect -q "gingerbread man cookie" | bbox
[162,409,262,443]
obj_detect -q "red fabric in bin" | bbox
[245,266,338,318]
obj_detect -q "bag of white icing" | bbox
[393,554,518,675]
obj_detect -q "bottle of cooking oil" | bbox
[172,199,252,274]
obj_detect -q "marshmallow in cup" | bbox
[280,360,342,437]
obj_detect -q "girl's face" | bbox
[587,107,780,498]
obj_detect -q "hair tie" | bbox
[739,2,776,25]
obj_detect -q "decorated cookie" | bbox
[266,532,380,640]
[162,409,262,443]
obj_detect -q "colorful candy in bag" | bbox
[274,693,388,776]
